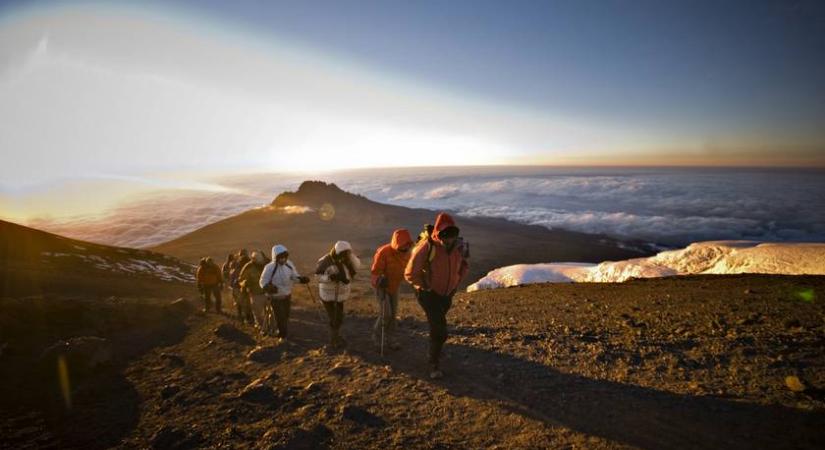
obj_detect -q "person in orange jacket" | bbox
[196,256,224,313]
[404,213,469,379]
[370,228,413,351]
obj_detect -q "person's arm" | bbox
[289,262,302,281]
[259,263,274,289]
[404,243,427,290]
[315,256,333,282]
[458,256,469,282]
[370,248,385,287]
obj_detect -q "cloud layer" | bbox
[23,167,825,249]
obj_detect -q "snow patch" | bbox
[468,241,825,291]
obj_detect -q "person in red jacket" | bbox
[370,228,413,351]
[196,256,224,313]
[404,213,469,379]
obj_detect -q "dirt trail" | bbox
[3,275,824,449]
[117,275,825,449]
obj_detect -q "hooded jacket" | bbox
[371,229,413,294]
[259,245,302,298]
[315,242,361,302]
[404,213,469,297]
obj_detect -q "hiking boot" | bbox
[428,363,443,380]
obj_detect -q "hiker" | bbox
[221,253,234,293]
[315,241,360,348]
[405,213,469,379]
[239,251,268,333]
[196,256,224,313]
[230,249,253,323]
[259,245,309,339]
[370,228,413,351]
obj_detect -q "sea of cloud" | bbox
[23,167,825,249]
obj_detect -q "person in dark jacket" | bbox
[196,256,224,313]
[230,249,252,323]
[405,213,469,379]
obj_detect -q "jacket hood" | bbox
[271,244,288,261]
[433,213,459,241]
[333,240,352,255]
[390,229,413,250]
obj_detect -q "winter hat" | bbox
[334,240,352,254]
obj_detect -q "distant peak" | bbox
[297,180,345,195]
[272,180,371,208]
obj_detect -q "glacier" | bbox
[467,241,825,292]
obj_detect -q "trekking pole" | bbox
[380,289,386,357]
[304,282,326,324]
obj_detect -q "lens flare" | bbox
[57,355,72,410]
[319,203,335,221]
[794,288,815,303]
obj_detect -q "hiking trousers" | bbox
[417,290,453,365]
[250,293,268,329]
[322,301,344,331]
[233,287,252,323]
[373,288,398,342]
[271,295,291,338]
[200,284,222,312]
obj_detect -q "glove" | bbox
[377,276,388,289]
[298,276,310,284]
[329,273,342,283]
[263,284,278,294]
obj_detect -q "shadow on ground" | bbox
[0,297,192,449]
[289,307,825,450]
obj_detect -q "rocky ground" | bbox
[2,274,824,449]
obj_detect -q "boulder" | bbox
[247,346,282,363]
[40,336,112,370]
[166,298,194,316]
[238,380,277,404]
[341,404,386,428]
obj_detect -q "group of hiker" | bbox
[194,212,469,379]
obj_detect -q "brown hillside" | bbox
[151,181,650,285]
[0,219,194,298]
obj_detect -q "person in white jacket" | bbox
[259,244,309,339]
[314,240,360,348]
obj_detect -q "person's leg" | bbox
[243,291,254,323]
[387,291,400,348]
[275,296,291,338]
[250,293,268,330]
[213,286,223,313]
[322,301,338,346]
[232,288,242,320]
[417,291,448,366]
[199,286,208,312]
[334,301,346,346]
[372,288,385,345]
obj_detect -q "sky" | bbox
[1,0,824,220]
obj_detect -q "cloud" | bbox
[20,168,825,249]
